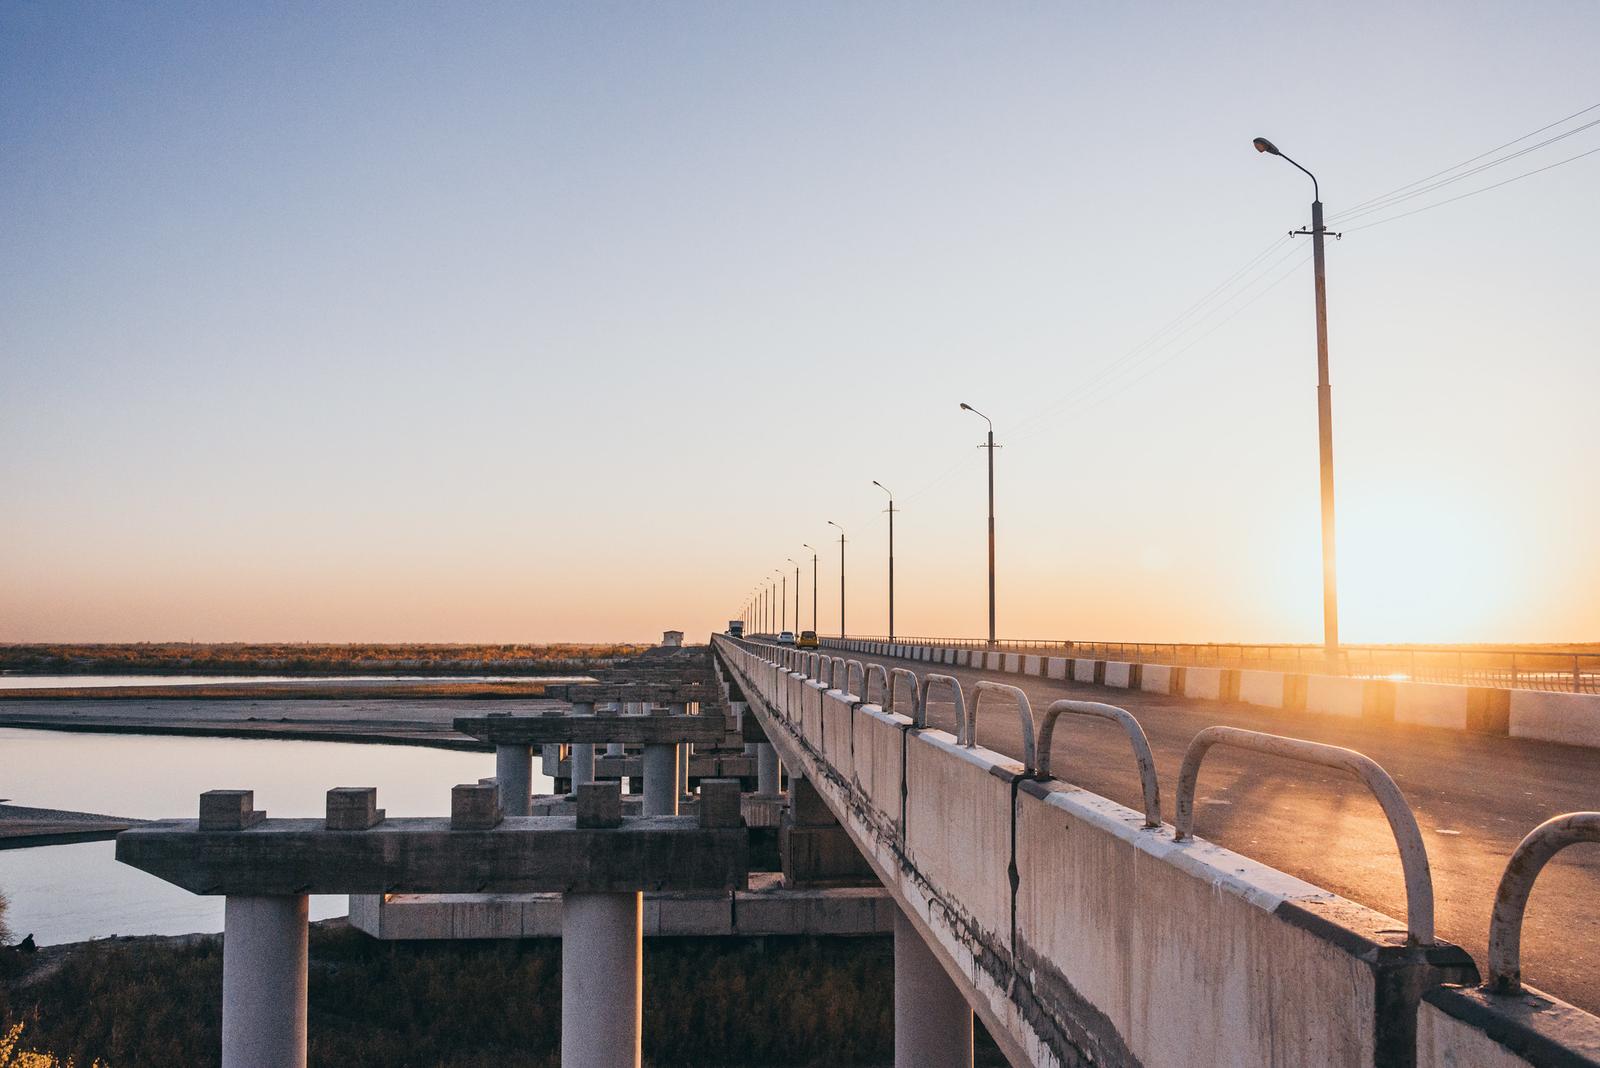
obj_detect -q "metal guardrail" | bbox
[888,667,920,721]
[1487,811,1600,993]
[1173,725,1435,945]
[1035,700,1162,828]
[828,635,1600,694]
[970,680,1038,769]
[863,663,889,706]
[917,673,966,734]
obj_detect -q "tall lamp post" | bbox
[1254,136,1340,659]
[787,558,801,634]
[960,403,999,646]
[802,544,818,634]
[827,520,846,638]
[871,481,897,640]
[774,569,786,636]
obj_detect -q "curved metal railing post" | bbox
[1035,700,1161,828]
[829,657,848,691]
[845,659,866,698]
[1174,725,1435,945]
[888,667,921,722]
[970,680,1038,771]
[1487,811,1600,993]
[863,663,889,706]
[917,673,966,736]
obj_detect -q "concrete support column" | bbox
[495,744,532,817]
[561,891,643,1068]
[641,743,679,816]
[894,907,973,1068]
[678,742,692,798]
[757,743,780,796]
[571,743,596,789]
[222,894,308,1068]
[606,742,626,757]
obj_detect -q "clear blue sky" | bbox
[3,3,1597,643]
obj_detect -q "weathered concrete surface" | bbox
[222,894,308,1068]
[454,712,725,745]
[117,815,748,894]
[347,874,895,939]
[724,640,1485,1068]
[895,906,974,1068]
[809,641,1600,1018]
[1417,984,1600,1067]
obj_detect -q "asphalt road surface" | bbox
[831,646,1600,1014]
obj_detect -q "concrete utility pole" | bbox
[802,544,818,633]
[960,403,999,645]
[827,520,846,638]
[788,558,801,633]
[775,569,786,634]
[1254,136,1340,661]
[873,480,897,641]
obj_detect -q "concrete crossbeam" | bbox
[116,815,748,895]
[456,714,724,746]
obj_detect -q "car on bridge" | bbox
[777,631,795,645]
[796,630,819,648]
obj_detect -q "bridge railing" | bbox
[827,634,1600,693]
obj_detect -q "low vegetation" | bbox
[0,925,1004,1068]
[0,643,648,678]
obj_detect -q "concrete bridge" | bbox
[721,636,1600,1067]
[112,637,1599,1067]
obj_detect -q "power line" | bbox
[1330,101,1600,222]
[1346,143,1600,233]
[1330,117,1600,226]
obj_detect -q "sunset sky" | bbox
[3,3,1597,645]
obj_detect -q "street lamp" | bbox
[801,544,818,634]
[872,480,897,640]
[788,558,801,634]
[1254,136,1340,659]
[827,521,846,638]
[959,403,999,645]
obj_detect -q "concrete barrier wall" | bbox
[1015,781,1391,1066]
[1140,663,1175,694]
[1238,668,1288,708]
[821,689,855,782]
[1306,674,1368,718]
[816,637,1599,749]
[1416,982,1600,1068]
[903,732,1019,951]
[1510,689,1600,748]
[720,637,1483,1068]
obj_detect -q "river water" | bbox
[0,727,555,944]
[0,674,589,689]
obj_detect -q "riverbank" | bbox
[0,694,565,749]
[0,922,1007,1067]
[0,805,147,850]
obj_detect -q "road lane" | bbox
[809,646,1600,1014]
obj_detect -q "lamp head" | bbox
[1252,137,1280,156]
[959,402,972,411]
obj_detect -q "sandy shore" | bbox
[0,803,149,850]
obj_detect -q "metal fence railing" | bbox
[820,635,1600,695]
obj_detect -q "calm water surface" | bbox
[0,727,554,944]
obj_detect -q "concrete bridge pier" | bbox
[222,894,308,1068]
[561,891,643,1068]
[642,744,679,816]
[571,743,597,788]
[756,743,780,795]
[893,907,973,1068]
[495,744,533,816]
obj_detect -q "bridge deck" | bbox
[844,645,1600,1017]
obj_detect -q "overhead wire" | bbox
[1343,143,1600,233]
